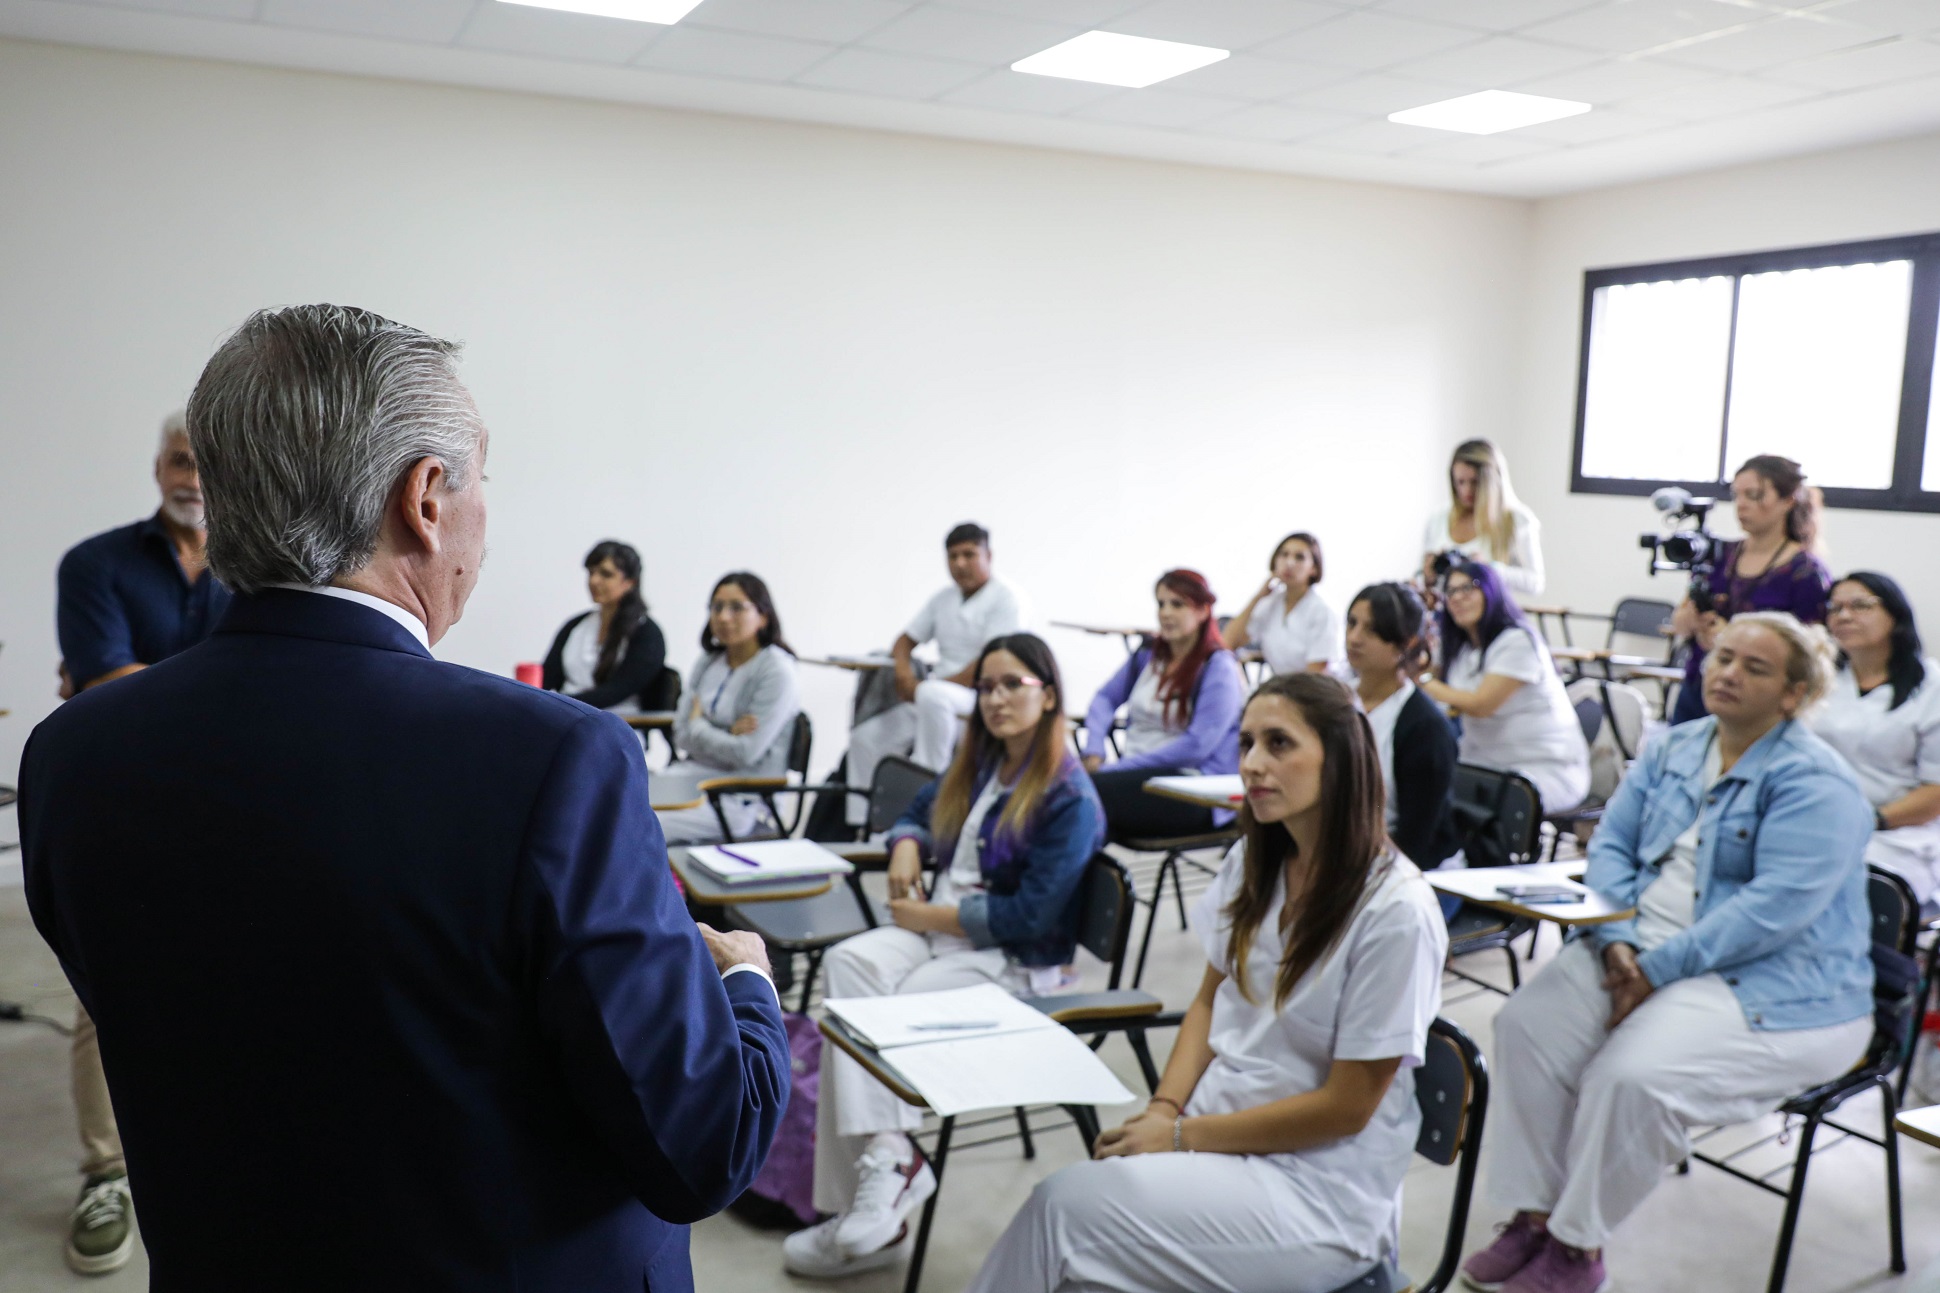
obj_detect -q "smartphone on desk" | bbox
[1495,882,1581,904]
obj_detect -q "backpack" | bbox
[1566,677,1652,805]
[727,1012,822,1230]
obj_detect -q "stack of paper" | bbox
[683,839,855,886]
[823,985,1139,1117]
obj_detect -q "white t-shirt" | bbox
[1253,589,1343,678]
[1812,662,1940,898]
[929,774,1004,957]
[1423,504,1544,597]
[904,577,1027,678]
[1635,733,1720,953]
[561,612,639,714]
[1187,842,1447,1265]
[1122,661,1182,759]
[1361,681,1414,834]
[1444,627,1590,812]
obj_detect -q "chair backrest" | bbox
[1571,696,1603,747]
[786,712,813,780]
[1565,678,1651,804]
[1414,1017,1490,1293]
[641,665,681,712]
[1607,597,1676,662]
[1450,763,1543,866]
[1075,853,1138,990]
[869,755,934,835]
[1866,865,1923,1070]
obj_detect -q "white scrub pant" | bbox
[815,926,1028,1213]
[1487,940,1872,1250]
[650,761,777,844]
[1865,828,1940,907]
[1520,758,1591,819]
[965,1153,1370,1293]
[842,680,974,825]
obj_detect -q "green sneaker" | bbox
[66,1172,133,1275]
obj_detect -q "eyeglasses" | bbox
[975,674,1045,698]
[1443,582,1482,600]
[1828,596,1884,616]
[709,599,756,615]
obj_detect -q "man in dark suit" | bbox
[20,305,789,1291]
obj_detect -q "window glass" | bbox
[1579,276,1734,482]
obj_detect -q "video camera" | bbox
[1638,486,1718,604]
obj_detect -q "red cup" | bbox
[514,662,543,687]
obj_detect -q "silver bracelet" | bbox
[1173,1115,1185,1152]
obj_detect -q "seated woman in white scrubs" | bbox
[1815,571,1940,905]
[1420,559,1590,816]
[655,571,801,844]
[1223,531,1343,676]
[966,672,1448,1293]
[1463,615,1875,1293]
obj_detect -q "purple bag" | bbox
[728,1012,822,1229]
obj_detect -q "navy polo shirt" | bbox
[57,514,232,687]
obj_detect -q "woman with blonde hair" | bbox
[783,633,1106,1281]
[1422,438,1545,598]
[1462,612,1872,1293]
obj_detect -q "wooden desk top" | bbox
[1143,775,1244,811]
[1050,620,1150,640]
[669,848,834,904]
[1896,1105,1940,1151]
[804,655,895,671]
[652,797,705,812]
[625,711,678,731]
[1522,604,1570,618]
[1428,862,1636,927]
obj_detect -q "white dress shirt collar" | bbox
[271,583,431,650]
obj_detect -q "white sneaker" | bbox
[833,1140,935,1257]
[782,1215,906,1279]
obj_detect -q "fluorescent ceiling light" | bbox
[495,0,704,23]
[1012,31,1228,89]
[1389,89,1590,135]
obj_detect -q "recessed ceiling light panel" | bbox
[495,0,704,23]
[1012,31,1229,89]
[1389,89,1591,135]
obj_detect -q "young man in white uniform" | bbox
[843,523,1026,823]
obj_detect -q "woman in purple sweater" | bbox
[1083,568,1246,841]
[1669,454,1831,725]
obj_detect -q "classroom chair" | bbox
[1125,823,1242,989]
[1445,764,1544,993]
[698,711,815,841]
[1681,864,1918,1293]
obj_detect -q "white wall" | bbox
[1506,131,1940,634]
[0,38,1532,787]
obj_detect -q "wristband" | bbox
[1173,1116,1185,1152]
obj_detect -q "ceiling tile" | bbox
[1509,104,1672,142]
[1259,11,1484,70]
[1391,34,1604,87]
[56,0,256,16]
[1815,0,1940,38]
[791,45,986,98]
[1290,71,1468,114]
[1620,73,1825,118]
[1301,117,1443,153]
[1070,87,1251,128]
[1656,14,1880,73]
[1772,34,1940,89]
[937,68,1125,112]
[1400,132,1556,164]
[257,0,477,43]
[1195,101,1359,140]
[861,6,1081,65]
[1521,0,1762,55]
[1377,0,1603,35]
[685,0,912,45]
[1512,55,1722,104]
[1103,0,1348,52]
[1160,51,1350,100]
[457,5,666,64]
[634,24,838,81]
[941,0,1144,24]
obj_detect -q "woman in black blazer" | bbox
[1344,582,1460,878]
[542,540,668,714]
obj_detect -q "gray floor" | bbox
[3,850,1936,1293]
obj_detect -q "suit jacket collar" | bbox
[214,587,434,661]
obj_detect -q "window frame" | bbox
[1570,231,1940,513]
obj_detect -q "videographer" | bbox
[1668,455,1830,725]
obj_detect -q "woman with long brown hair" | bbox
[968,673,1448,1292]
[783,633,1106,1281]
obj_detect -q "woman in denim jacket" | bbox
[1463,613,1874,1293]
[783,632,1105,1281]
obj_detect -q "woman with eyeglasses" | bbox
[1812,571,1940,903]
[1420,559,1590,817]
[653,571,800,844]
[783,633,1106,1281]
[540,540,667,715]
[1081,569,1246,842]
[965,673,1447,1293]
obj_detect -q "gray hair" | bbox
[157,408,188,454]
[1714,611,1839,712]
[186,305,482,593]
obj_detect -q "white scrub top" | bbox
[1361,681,1414,834]
[1253,589,1344,678]
[1187,842,1447,1266]
[1122,661,1183,759]
[1812,661,1940,901]
[1444,627,1590,813]
[561,613,638,714]
[904,576,1027,678]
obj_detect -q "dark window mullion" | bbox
[1716,275,1742,489]
[1894,254,1940,499]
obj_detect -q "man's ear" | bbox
[394,456,446,556]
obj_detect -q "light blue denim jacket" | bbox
[1583,715,1873,1031]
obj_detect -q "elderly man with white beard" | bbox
[49,410,233,1274]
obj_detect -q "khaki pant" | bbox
[72,1003,124,1177]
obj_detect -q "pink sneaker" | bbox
[1501,1237,1608,1293]
[1461,1215,1548,1291]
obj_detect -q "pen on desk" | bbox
[716,846,763,868]
[910,1021,998,1032]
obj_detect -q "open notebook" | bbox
[683,840,855,886]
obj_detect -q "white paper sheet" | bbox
[885,1028,1140,1117]
[1144,773,1244,805]
[823,984,1058,1051]
[683,840,855,885]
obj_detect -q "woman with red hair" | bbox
[1083,569,1246,842]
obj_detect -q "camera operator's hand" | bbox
[1670,597,1701,639]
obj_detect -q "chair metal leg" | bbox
[797,950,824,1015]
[1503,945,1522,992]
[904,1115,953,1293]
[1063,1104,1100,1155]
[1169,852,1190,930]
[1882,1076,1906,1273]
[1013,1107,1036,1160]
[1764,1114,1821,1293]
[1127,1028,1161,1093]
[1897,942,1935,1103]
[1131,855,1176,989]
